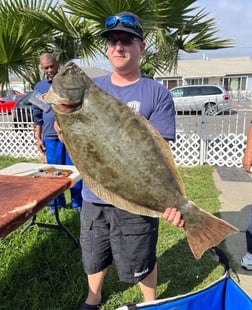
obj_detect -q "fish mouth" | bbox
[52,103,81,113]
[44,85,82,113]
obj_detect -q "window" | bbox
[170,88,184,97]
[161,79,183,89]
[201,86,221,95]
[223,76,247,91]
[187,87,201,96]
[186,78,209,85]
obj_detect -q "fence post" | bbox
[200,108,208,165]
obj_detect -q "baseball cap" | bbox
[100,12,144,41]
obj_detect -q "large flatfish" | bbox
[45,62,238,259]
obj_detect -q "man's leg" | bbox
[80,202,112,307]
[85,269,107,305]
[44,139,66,211]
[112,209,159,302]
[241,208,252,269]
[247,208,252,253]
[138,263,157,302]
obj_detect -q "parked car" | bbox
[12,91,34,124]
[170,85,231,115]
[0,93,25,113]
[0,89,21,101]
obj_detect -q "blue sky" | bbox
[183,0,252,59]
[81,0,252,69]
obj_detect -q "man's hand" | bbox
[34,125,45,154]
[242,124,252,173]
[36,138,46,154]
[162,208,184,227]
[242,152,252,173]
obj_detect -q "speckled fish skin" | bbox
[46,62,238,259]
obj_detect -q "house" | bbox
[154,56,252,100]
[81,66,111,78]
[7,66,111,93]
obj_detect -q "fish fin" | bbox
[184,202,239,259]
[83,174,161,217]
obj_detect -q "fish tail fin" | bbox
[184,202,239,259]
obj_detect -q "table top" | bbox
[0,162,81,185]
[0,162,81,239]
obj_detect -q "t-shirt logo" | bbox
[127,100,141,113]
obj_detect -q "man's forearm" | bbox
[243,124,252,172]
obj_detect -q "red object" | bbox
[223,94,230,101]
[0,94,25,113]
[0,174,72,239]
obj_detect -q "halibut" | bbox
[45,62,238,259]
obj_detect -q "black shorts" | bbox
[80,201,159,283]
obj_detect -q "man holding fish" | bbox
[52,12,182,309]
[78,12,183,309]
[46,12,237,310]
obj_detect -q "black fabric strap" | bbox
[210,246,240,283]
[211,247,230,272]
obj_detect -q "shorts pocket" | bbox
[120,214,158,236]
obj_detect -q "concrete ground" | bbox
[213,168,252,298]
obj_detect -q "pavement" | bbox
[213,167,252,298]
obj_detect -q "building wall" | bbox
[154,57,252,100]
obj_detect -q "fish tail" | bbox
[184,202,239,259]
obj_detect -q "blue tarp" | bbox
[117,273,252,310]
[116,249,252,310]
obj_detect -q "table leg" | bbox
[53,204,80,247]
[20,202,80,247]
[21,214,38,234]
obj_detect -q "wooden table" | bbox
[0,163,82,245]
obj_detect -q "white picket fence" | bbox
[0,100,251,167]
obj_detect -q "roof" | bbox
[81,66,111,78]
[154,56,252,79]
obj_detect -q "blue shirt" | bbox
[32,79,58,139]
[82,74,176,203]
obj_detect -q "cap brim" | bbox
[100,27,143,41]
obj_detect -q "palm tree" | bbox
[63,0,233,74]
[0,0,99,88]
[0,0,233,88]
[23,4,103,64]
[0,0,56,89]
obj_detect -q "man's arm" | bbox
[32,101,46,155]
[243,124,252,172]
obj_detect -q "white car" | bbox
[170,85,231,115]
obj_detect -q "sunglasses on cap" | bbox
[105,15,143,31]
[107,37,141,47]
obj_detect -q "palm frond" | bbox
[0,0,235,85]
